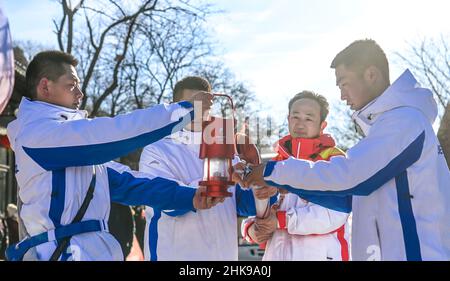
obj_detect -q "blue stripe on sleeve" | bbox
[235,184,256,217]
[263,160,277,178]
[264,131,425,198]
[264,179,352,213]
[23,109,194,171]
[107,168,196,211]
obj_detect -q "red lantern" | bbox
[199,94,236,198]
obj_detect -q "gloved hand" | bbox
[253,186,278,200]
[248,207,278,244]
[232,161,247,186]
[242,163,266,188]
[193,186,225,210]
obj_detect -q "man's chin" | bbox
[349,104,362,111]
[292,133,309,139]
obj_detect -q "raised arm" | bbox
[21,102,193,170]
[263,108,426,196]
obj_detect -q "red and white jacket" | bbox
[241,134,350,261]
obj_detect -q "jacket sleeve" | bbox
[139,145,192,217]
[235,184,256,217]
[285,203,349,235]
[106,161,196,212]
[263,108,426,196]
[21,102,194,170]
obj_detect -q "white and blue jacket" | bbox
[6,97,198,261]
[139,129,262,260]
[262,70,450,261]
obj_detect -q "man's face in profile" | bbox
[335,64,373,111]
[44,64,84,110]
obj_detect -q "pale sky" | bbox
[209,0,450,120]
[2,0,450,128]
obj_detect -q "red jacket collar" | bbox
[274,134,336,160]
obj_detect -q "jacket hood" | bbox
[7,97,88,150]
[353,69,438,135]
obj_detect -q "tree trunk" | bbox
[437,103,450,168]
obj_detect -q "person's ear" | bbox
[37,78,50,98]
[364,66,379,85]
[320,121,327,135]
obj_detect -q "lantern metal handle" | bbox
[212,93,236,118]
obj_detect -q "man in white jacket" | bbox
[6,51,217,261]
[139,76,260,261]
[242,39,450,261]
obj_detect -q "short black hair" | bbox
[173,76,211,102]
[288,90,329,122]
[26,50,78,99]
[330,39,389,83]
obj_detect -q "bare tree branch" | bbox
[396,34,450,166]
[109,0,126,17]
[52,0,230,117]
[53,0,68,51]
[80,0,158,109]
[91,17,137,116]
